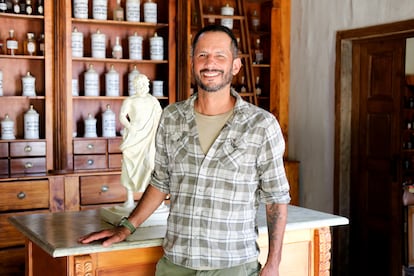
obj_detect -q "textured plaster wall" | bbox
[289,0,414,212]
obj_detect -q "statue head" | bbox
[133,73,150,96]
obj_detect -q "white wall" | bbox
[289,0,414,212]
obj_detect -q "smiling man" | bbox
[79,25,291,276]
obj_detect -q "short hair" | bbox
[191,25,239,58]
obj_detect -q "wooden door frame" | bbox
[334,19,414,275]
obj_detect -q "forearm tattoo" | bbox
[267,203,281,241]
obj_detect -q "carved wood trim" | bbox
[314,227,332,276]
[74,255,95,276]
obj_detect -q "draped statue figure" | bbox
[119,73,162,208]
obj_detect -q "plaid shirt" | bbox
[151,89,291,270]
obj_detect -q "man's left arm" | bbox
[261,203,288,276]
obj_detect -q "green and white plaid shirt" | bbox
[151,89,291,270]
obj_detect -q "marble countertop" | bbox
[9,205,348,258]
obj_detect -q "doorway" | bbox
[334,20,414,276]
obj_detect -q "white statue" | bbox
[100,73,168,228]
[119,73,162,208]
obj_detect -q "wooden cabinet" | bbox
[58,0,176,172]
[0,178,50,275]
[0,4,55,274]
[0,2,54,178]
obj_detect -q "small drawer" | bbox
[73,139,107,154]
[0,142,8,158]
[74,155,107,170]
[108,153,122,169]
[10,157,46,174]
[108,137,122,153]
[10,141,46,157]
[0,159,8,175]
[0,180,49,211]
[80,174,126,205]
[0,210,48,249]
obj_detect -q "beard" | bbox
[193,68,233,92]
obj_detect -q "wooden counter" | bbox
[9,205,348,276]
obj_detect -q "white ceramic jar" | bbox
[128,65,140,96]
[71,27,84,58]
[152,80,163,97]
[126,0,140,22]
[105,65,120,96]
[91,29,106,58]
[22,72,36,96]
[84,64,99,96]
[24,105,39,139]
[73,0,88,19]
[220,4,234,29]
[92,0,107,20]
[1,114,15,140]
[143,0,157,23]
[128,32,143,60]
[150,32,163,60]
[84,113,98,138]
[102,104,116,137]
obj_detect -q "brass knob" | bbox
[17,192,26,200]
[25,162,33,169]
[87,159,94,165]
[101,185,109,192]
[87,144,94,150]
[24,145,32,152]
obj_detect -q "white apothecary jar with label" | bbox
[72,27,84,58]
[24,105,39,139]
[84,64,100,96]
[150,32,163,60]
[84,113,98,138]
[22,72,36,96]
[105,65,120,96]
[102,104,116,137]
[128,65,140,96]
[91,29,106,58]
[1,114,16,140]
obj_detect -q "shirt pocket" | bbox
[165,131,190,168]
[218,137,248,169]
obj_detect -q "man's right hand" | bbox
[78,226,131,247]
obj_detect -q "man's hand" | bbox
[78,226,131,247]
[260,262,279,276]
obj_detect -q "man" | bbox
[79,25,290,276]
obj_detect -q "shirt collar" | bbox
[182,88,251,121]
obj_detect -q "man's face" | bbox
[192,31,240,93]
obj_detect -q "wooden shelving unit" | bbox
[0,1,54,274]
[58,0,176,172]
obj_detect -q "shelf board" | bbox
[73,96,169,100]
[72,57,168,64]
[0,55,44,60]
[72,18,168,29]
[0,13,44,20]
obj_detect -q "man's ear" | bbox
[232,57,242,76]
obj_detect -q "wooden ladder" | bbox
[193,0,258,105]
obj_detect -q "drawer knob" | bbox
[17,192,26,200]
[25,162,33,169]
[101,185,109,192]
[87,144,94,150]
[24,145,32,152]
[87,159,94,165]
